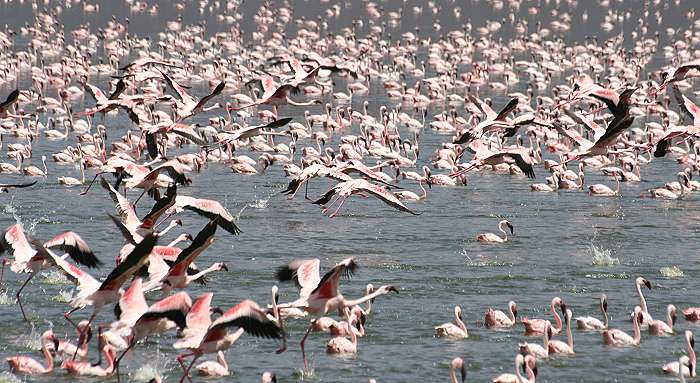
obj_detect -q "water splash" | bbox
[41,269,70,285]
[249,197,269,209]
[660,266,684,278]
[587,244,619,267]
[51,289,74,303]
[0,291,14,305]
[130,346,171,382]
[17,326,42,350]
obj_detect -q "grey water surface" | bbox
[0,1,699,382]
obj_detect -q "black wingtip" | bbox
[275,265,295,282]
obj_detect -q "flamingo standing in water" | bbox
[6,336,59,375]
[326,307,359,354]
[603,306,642,347]
[522,297,565,335]
[485,301,517,328]
[477,220,514,243]
[448,357,467,383]
[435,306,469,338]
[662,330,696,377]
[576,293,608,330]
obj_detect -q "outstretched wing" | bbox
[43,232,101,268]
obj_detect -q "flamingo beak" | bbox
[644,280,652,290]
[221,263,229,272]
[460,365,466,382]
[387,285,399,294]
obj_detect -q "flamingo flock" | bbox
[0,0,698,381]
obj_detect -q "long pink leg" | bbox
[176,352,196,383]
[300,319,316,372]
[114,340,135,383]
[321,194,342,215]
[16,273,34,322]
[329,197,348,218]
[179,354,199,383]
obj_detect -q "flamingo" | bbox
[519,321,550,360]
[548,308,574,355]
[684,307,700,322]
[522,297,565,335]
[575,293,608,330]
[261,371,278,383]
[326,307,359,354]
[484,301,517,328]
[159,70,225,120]
[0,89,21,118]
[313,178,420,217]
[175,299,284,383]
[662,330,696,377]
[61,342,116,377]
[633,276,654,326]
[448,357,467,383]
[477,220,514,243]
[195,351,229,377]
[435,306,469,338]
[603,306,642,347]
[6,336,58,375]
[22,155,48,176]
[648,304,677,336]
[492,353,536,383]
[275,257,398,371]
[588,173,620,196]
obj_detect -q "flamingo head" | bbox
[451,357,466,383]
[509,301,518,318]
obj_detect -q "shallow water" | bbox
[0,1,699,382]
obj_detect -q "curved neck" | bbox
[636,282,648,313]
[509,306,516,323]
[514,357,524,382]
[217,351,228,370]
[449,366,459,383]
[345,309,357,347]
[551,303,562,331]
[419,181,427,199]
[633,313,641,344]
[565,315,573,349]
[105,349,115,373]
[455,313,468,335]
[689,337,697,376]
[341,288,388,308]
[498,223,508,241]
[601,302,608,328]
[42,344,54,372]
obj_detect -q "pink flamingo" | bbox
[435,306,469,338]
[326,307,358,354]
[648,304,677,336]
[548,308,574,355]
[275,257,398,372]
[520,321,550,359]
[632,276,654,326]
[683,307,700,322]
[485,301,518,328]
[662,330,696,377]
[522,297,565,335]
[575,294,608,330]
[195,351,229,377]
[61,341,116,377]
[6,336,58,375]
[449,357,467,383]
[492,353,536,383]
[176,299,284,383]
[477,220,514,243]
[603,306,642,346]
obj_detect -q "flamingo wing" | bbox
[44,249,100,294]
[0,89,20,112]
[167,220,217,277]
[83,82,108,104]
[138,291,192,330]
[107,214,137,244]
[114,278,148,322]
[494,98,519,121]
[0,223,37,268]
[101,177,140,230]
[468,94,497,120]
[99,234,157,291]
[356,180,420,215]
[170,124,207,146]
[590,88,620,114]
[159,70,194,105]
[0,181,37,189]
[210,300,284,340]
[44,231,101,268]
[173,196,241,235]
[275,259,321,298]
[310,257,358,300]
[141,183,178,228]
[191,81,225,112]
[107,79,127,100]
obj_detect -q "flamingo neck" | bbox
[217,351,228,371]
[636,282,648,313]
[105,349,115,373]
[633,313,641,344]
[455,314,468,335]
[514,357,525,382]
[42,344,54,372]
[499,223,508,242]
[509,306,516,324]
[601,302,608,328]
[565,315,573,349]
[449,365,459,383]
[688,336,697,376]
[341,288,389,308]
[551,303,562,331]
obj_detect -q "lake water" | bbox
[0,1,699,382]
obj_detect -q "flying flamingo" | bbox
[6,336,58,375]
[175,299,284,383]
[648,304,677,336]
[159,70,225,120]
[575,293,608,330]
[485,301,518,328]
[435,306,469,338]
[230,75,322,118]
[448,357,467,383]
[655,58,700,92]
[0,223,100,321]
[662,330,696,377]
[114,291,193,382]
[603,306,642,346]
[522,297,565,335]
[477,220,514,243]
[313,178,420,217]
[167,195,242,235]
[547,308,574,355]
[275,257,398,372]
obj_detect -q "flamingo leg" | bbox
[321,194,342,215]
[0,258,6,286]
[179,354,199,383]
[64,306,82,329]
[300,319,316,372]
[16,272,34,322]
[328,197,347,218]
[176,352,196,383]
[114,340,135,383]
[304,180,311,200]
